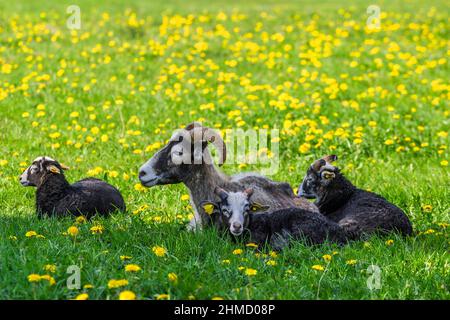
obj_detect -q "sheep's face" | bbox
[20,156,68,187]
[201,187,269,236]
[139,122,226,187]
[298,155,338,199]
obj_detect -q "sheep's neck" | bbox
[37,174,70,198]
[317,176,356,214]
[183,164,228,206]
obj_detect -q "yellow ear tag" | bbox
[202,204,214,215]
[48,166,61,174]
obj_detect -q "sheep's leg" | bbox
[270,231,290,251]
[187,216,203,232]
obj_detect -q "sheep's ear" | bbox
[200,201,218,215]
[323,155,338,163]
[321,170,335,180]
[47,165,61,174]
[60,163,70,170]
[250,202,270,213]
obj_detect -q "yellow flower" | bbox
[245,268,257,276]
[222,259,231,264]
[83,284,94,289]
[43,264,57,273]
[67,226,79,237]
[108,279,129,289]
[181,194,190,201]
[152,246,167,257]
[125,264,141,272]
[90,225,104,234]
[25,231,38,238]
[75,216,87,224]
[28,274,41,282]
[440,160,448,167]
[156,293,170,300]
[74,293,89,300]
[108,171,119,179]
[120,255,132,261]
[422,205,433,212]
[266,260,277,266]
[168,272,178,283]
[0,159,8,166]
[385,239,394,246]
[232,249,243,255]
[384,139,394,145]
[119,290,136,300]
[322,254,332,262]
[40,274,56,285]
[346,259,357,265]
[312,265,325,271]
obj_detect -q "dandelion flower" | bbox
[108,279,129,289]
[312,265,325,271]
[125,264,141,272]
[232,249,243,255]
[67,226,79,237]
[25,231,38,238]
[28,274,41,282]
[245,268,257,276]
[152,246,167,257]
[119,290,136,300]
[168,273,178,283]
[74,293,89,300]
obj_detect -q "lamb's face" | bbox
[298,155,338,199]
[138,122,226,187]
[20,156,67,187]
[217,190,252,236]
[201,187,269,236]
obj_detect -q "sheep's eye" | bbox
[222,209,231,217]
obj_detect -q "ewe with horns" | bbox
[20,156,126,218]
[139,122,317,230]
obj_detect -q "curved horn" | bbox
[312,159,326,172]
[322,155,338,163]
[185,121,202,131]
[190,126,227,166]
[214,187,228,201]
[244,188,254,198]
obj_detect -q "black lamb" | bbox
[201,187,347,250]
[298,155,413,239]
[20,156,126,218]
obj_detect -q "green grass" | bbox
[0,0,448,299]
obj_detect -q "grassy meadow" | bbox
[0,0,448,299]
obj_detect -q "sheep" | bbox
[297,155,413,239]
[138,122,317,230]
[200,187,347,250]
[20,156,126,218]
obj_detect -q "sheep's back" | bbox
[251,208,347,247]
[232,175,318,212]
[336,189,413,237]
[67,178,126,217]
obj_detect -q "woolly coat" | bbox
[36,174,126,218]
